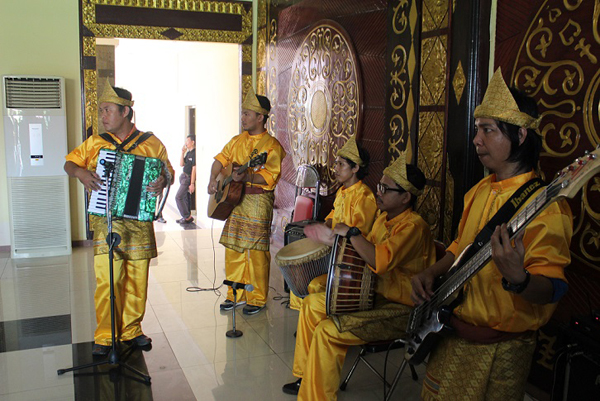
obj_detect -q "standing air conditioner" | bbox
[2,76,71,258]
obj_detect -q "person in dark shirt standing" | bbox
[176,134,196,224]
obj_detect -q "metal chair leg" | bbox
[384,359,409,401]
[340,347,366,390]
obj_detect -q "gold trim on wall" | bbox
[87,0,246,14]
[416,0,452,242]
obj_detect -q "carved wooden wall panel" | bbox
[287,21,363,195]
[496,0,600,301]
[267,0,388,242]
[495,0,600,395]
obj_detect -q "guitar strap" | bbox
[467,177,545,257]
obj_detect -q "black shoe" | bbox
[176,218,185,224]
[220,299,246,311]
[242,305,265,315]
[92,343,111,356]
[133,334,152,347]
[282,379,302,395]
[125,334,152,351]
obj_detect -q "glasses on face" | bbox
[377,182,405,195]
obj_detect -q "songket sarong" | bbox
[422,333,536,401]
[219,192,274,252]
[332,295,413,342]
[90,214,157,260]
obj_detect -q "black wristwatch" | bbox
[346,226,361,239]
[502,269,530,294]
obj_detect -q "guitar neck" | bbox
[222,161,252,188]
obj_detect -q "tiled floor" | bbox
[0,208,425,401]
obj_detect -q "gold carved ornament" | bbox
[511,0,600,268]
[287,21,363,195]
[267,18,277,137]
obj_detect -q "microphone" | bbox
[223,280,254,292]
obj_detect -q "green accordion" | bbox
[88,149,164,222]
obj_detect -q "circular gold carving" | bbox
[287,20,362,195]
[310,90,328,130]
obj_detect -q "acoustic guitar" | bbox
[403,147,600,366]
[207,152,267,221]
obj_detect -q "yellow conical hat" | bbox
[337,134,364,166]
[473,67,540,129]
[98,78,134,107]
[383,151,423,196]
[242,86,269,115]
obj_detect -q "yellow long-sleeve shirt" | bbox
[366,208,437,306]
[325,180,377,234]
[214,131,286,191]
[447,171,573,332]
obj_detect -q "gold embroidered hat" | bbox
[383,151,423,197]
[337,134,365,166]
[473,67,541,129]
[242,86,269,115]
[98,79,134,107]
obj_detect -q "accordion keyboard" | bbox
[88,149,117,215]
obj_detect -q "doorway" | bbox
[96,38,241,229]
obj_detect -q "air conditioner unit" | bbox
[2,76,72,258]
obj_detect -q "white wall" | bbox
[0,0,81,246]
[114,39,241,228]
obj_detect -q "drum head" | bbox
[275,237,330,266]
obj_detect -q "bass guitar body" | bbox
[404,246,470,365]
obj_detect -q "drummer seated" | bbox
[283,154,437,400]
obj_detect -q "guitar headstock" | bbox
[550,146,600,200]
[250,152,268,167]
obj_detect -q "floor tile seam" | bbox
[0,313,72,325]
[163,329,228,369]
[158,316,253,331]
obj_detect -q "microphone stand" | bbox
[58,159,151,384]
[226,286,243,338]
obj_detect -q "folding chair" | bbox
[340,339,418,400]
[284,164,321,245]
[339,240,447,399]
[291,164,321,223]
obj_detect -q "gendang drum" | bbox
[326,235,376,316]
[275,238,331,298]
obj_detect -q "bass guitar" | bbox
[404,147,600,365]
[207,152,267,221]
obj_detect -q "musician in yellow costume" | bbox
[289,135,378,310]
[282,153,436,400]
[64,82,174,356]
[411,69,573,401]
[208,88,286,315]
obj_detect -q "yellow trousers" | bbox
[293,292,365,401]
[94,255,150,345]
[225,248,270,307]
[289,274,328,311]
